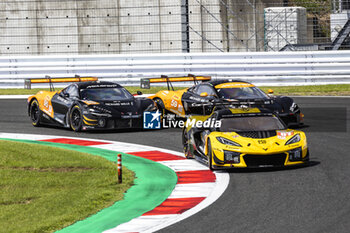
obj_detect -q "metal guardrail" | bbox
[1,51,350,88]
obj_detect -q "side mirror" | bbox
[137,91,143,95]
[200,92,208,97]
[64,93,70,98]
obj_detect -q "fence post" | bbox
[117,154,122,183]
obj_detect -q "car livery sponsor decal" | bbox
[105,102,133,106]
[43,95,53,117]
[86,84,119,89]
[161,91,169,96]
[189,96,210,102]
[57,96,69,104]
[277,130,294,139]
[215,82,255,88]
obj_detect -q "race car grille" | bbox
[243,153,286,167]
[237,131,277,139]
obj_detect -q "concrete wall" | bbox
[0,0,285,55]
[188,0,284,52]
[264,7,308,51]
[0,0,183,55]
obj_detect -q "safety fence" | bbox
[1,50,350,88]
[1,0,349,55]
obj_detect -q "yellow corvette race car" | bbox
[143,75,303,126]
[182,107,309,169]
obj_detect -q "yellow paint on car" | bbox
[215,82,255,89]
[83,115,97,122]
[28,91,57,118]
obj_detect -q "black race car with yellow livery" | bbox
[143,75,303,127]
[28,80,157,131]
[182,107,309,170]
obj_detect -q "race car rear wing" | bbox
[25,75,98,91]
[140,74,211,91]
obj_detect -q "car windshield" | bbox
[219,116,285,132]
[216,86,268,99]
[80,87,133,101]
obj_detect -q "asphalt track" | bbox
[1,97,350,233]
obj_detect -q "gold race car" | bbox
[142,75,304,126]
[27,77,157,131]
[182,107,309,169]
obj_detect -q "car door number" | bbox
[171,99,178,108]
[44,99,49,108]
[43,96,53,114]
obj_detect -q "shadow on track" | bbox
[220,161,320,174]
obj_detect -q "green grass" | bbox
[0,140,134,233]
[1,84,350,96]
[0,88,56,95]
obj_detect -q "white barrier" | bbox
[1,51,350,88]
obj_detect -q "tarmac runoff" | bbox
[0,133,229,233]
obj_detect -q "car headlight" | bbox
[216,137,242,147]
[88,107,112,117]
[88,108,99,113]
[88,108,104,114]
[285,134,301,145]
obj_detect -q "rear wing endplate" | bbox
[140,74,211,90]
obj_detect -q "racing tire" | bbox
[207,138,214,170]
[182,127,193,159]
[154,98,165,116]
[29,99,42,127]
[70,105,83,132]
[154,98,166,128]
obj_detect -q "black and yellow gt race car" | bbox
[182,107,309,169]
[142,75,303,126]
[28,79,157,131]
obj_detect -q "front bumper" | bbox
[211,148,309,169]
[82,115,143,130]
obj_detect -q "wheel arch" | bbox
[275,96,295,112]
[152,97,167,115]
[68,103,83,131]
[28,97,38,116]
